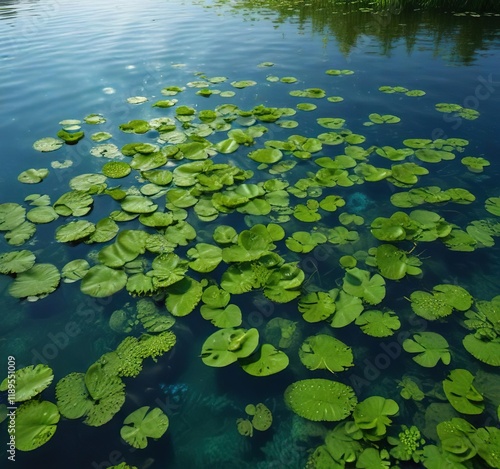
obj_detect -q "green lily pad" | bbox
[26,205,59,224]
[248,148,283,164]
[120,407,169,449]
[461,156,490,173]
[231,80,257,88]
[355,310,401,337]
[84,113,106,124]
[329,290,364,328]
[485,197,500,216]
[165,277,203,317]
[375,244,422,280]
[0,250,36,274]
[443,369,484,415]
[33,137,63,152]
[119,119,150,134]
[15,400,60,451]
[284,378,357,422]
[0,364,54,402]
[18,168,49,184]
[54,190,94,216]
[415,148,455,163]
[352,396,399,440]
[299,334,353,373]
[403,332,451,367]
[121,195,158,214]
[0,203,26,231]
[240,344,289,376]
[290,88,326,98]
[409,290,453,320]
[317,117,346,129]
[98,230,146,267]
[55,220,96,243]
[298,291,336,323]
[201,328,259,367]
[9,263,60,299]
[61,259,91,283]
[57,129,84,144]
[368,113,401,124]
[102,161,131,178]
[91,131,112,142]
[342,268,386,305]
[297,103,317,111]
[80,265,127,298]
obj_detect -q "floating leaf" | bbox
[352,396,399,441]
[355,310,401,337]
[240,344,289,376]
[80,265,127,298]
[120,407,169,449]
[201,328,259,367]
[165,277,203,317]
[0,364,54,402]
[299,334,353,373]
[403,332,451,367]
[55,220,96,243]
[9,263,60,299]
[485,197,500,216]
[33,137,63,152]
[0,250,36,274]
[443,369,484,415]
[343,268,386,305]
[15,400,59,451]
[298,291,336,323]
[18,168,49,184]
[284,379,357,422]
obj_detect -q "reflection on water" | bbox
[0,0,499,468]
[202,0,500,64]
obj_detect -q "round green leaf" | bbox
[201,328,259,367]
[9,263,60,299]
[80,265,127,297]
[284,379,357,422]
[299,334,353,373]
[0,364,54,402]
[240,344,289,376]
[15,400,59,451]
[120,406,169,449]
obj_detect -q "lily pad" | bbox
[33,137,63,152]
[201,328,259,367]
[443,369,484,415]
[120,406,169,449]
[240,344,289,376]
[299,334,353,373]
[403,332,451,367]
[355,310,401,337]
[102,161,132,179]
[55,220,96,243]
[0,364,54,402]
[15,400,60,451]
[9,263,60,299]
[18,168,49,184]
[80,265,127,298]
[0,250,36,274]
[284,378,357,422]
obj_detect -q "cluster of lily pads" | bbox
[0,330,175,451]
[0,64,499,468]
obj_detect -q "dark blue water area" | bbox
[1,0,500,468]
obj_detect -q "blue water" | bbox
[1,0,500,468]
